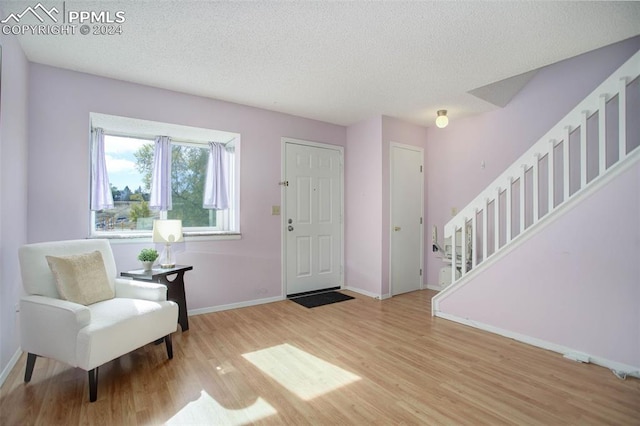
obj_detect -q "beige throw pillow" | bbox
[46,250,115,305]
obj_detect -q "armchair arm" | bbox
[20,295,91,366]
[114,278,168,301]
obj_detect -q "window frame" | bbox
[89,116,240,240]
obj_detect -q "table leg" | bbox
[160,271,189,331]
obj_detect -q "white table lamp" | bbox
[152,220,183,268]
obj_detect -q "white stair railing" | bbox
[444,50,640,286]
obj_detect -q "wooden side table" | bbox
[121,265,193,331]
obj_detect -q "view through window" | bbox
[90,115,239,237]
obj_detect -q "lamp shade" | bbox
[152,220,184,243]
[435,110,449,128]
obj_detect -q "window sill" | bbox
[89,232,241,244]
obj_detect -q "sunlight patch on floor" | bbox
[242,343,361,401]
[165,391,277,425]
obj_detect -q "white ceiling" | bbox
[3,1,640,127]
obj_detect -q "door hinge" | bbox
[279,180,289,187]
[420,217,423,225]
[420,269,422,276]
[420,165,423,172]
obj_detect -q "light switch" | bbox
[272,205,281,215]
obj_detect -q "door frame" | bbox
[281,137,345,297]
[389,142,425,296]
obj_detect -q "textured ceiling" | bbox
[3,1,640,127]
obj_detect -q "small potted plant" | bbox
[138,248,159,271]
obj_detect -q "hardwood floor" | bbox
[1,289,639,425]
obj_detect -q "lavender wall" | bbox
[425,36,640,287]
[345,117,383,296]
[438,160,640,367]
[6,32,638,384]
[344,115,428,298]
[0,33,29,379]
[27,64,346,310]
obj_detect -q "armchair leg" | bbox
[24,353,37,382]
[165,334,173,359]
[88,367,99,402]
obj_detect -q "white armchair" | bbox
[19,239,179,402]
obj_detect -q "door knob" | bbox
[394,226,401,231]
[288,225,294,231]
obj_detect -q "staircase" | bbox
[433,50,640,309]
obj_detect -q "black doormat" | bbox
[289,291,354,308]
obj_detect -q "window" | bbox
[90,114,239,237]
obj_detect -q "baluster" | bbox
[519,165,526,233]
[506,178,512,243]
[494,187,500,252]
[532,154,539,223]
[482,199,489,260]
[482,198,489,262]
[472,211,478,268]
[563,126,570,201]
[451,225,458,284]
[548,139,556,211]
[580,111,588,189]
[619,77,627,160]
[461,219,468,275]
[599,94,608,174]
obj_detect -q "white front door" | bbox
[283,139,343,296]
[390,143,424,295]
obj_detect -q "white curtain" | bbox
[90,128,114,211]
[203,142,229,210]
[149,136,172,210]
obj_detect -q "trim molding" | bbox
[280,137,345,297]
[189,283,391,316]
[425,283,443,291]
[0,349,23,389]
[388,142,425,297]
[344,286,383,299]
[188,295,284,316]
[434,311,640,378]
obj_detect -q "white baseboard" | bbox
[345,286,437,299]
[343,286,388,300]
[434,311,640,378]
[188,295,284,316]
[425,283,443,291]
[188,285,389,317]
[0,349,23,389]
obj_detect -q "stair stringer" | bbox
[432,148,640,377]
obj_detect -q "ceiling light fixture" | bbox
[435,110,449,128]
